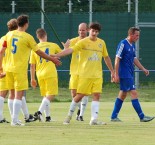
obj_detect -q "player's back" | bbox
[5,30,38,73]
[30,42,61,79]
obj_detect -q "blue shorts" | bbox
[120,78,135,91]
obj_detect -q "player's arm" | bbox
[134,57,149,76]
[0,45,7,74]
[35,49,61,66]
[104,56,115,82]
[30,64,37,89]
[55,48,73,58]
[114,56,120,83]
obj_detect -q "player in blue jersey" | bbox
[111,27,154,122]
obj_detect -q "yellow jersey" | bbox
[0,36,7,71]
[29,42,61,80]
[69,37,81,75]
[4,30,39,73]
[71,37,108,78]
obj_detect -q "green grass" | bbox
[1,87,155,145]
[25,86,155,103]
[0,102,155,145]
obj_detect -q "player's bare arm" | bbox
[30,64,37,89]
[55,48,73,58]
[114,56,120,83]
[134,57,149,76]
[104,56,115,82]
[35,49,61,66]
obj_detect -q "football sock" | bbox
[21,96,29,119]
[12,99,22,123]
[44,98,51,117]
[68,100,78,117]
[8,99,14,118]
[131,99,144,119]
[111,98,123,119]
[0,96,5,120]
[80,96,88,117]
[91,101,99,120]
[39,97,49,114]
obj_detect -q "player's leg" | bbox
[0,76,9,123]
[111,91,127,122]
[21,91,35,123]
[89,78,106,125]
[44,95,55,122]
[12,90,24,126]
[11,72,28,126]
[63,93,84,125]
[0,90,9,123]
[111,78,130,122]
[71,89,81,120]
[44,77,58,122]
[8,89,14,119]
[78,96,89,121]
[130,90,154,122]
[69,75,81,120]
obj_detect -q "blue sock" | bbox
[111,98,123,119]
[131,99,144,119]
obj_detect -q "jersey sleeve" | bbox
[29,50,36,64]
[71,39,83,53]
[28,35,39,52]
[116,42,124,59]
[102,40,109,57]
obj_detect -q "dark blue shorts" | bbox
[120,78,135,91]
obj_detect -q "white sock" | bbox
[80,96,89,117]
[77,101,81,110]
[44,98,51,117]
[8,99,14,118]
[68,100,78,117]
[91,101,100,120]
[12,99,22,123]
[39,97,49,114]
[0,96,5,120]
[21,96,29,119]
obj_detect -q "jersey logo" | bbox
[98,43,102,48]
[88,53,100,61]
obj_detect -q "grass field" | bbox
[0,101,155,145]
[0,87,155,145]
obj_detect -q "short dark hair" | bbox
[89,22,102,31]
[36,28,47,39]
[128,27,140,35]
[17,15,29,27]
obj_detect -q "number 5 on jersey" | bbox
[12,38,18,54]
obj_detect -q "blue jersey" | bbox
[116,39,136,78]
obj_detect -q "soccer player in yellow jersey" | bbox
[0,15,61,126]
[30,28,62,122]
[0,36,10,123]
[0,19,35,123]
[56,22,115,125]
[69,23,89,121]
[0,19,35,124]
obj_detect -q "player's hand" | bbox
[0,72,6,78]
[143,68,149,76]
[0,67,3,73]
[62,39,70,49]
[111,71,115,83]
[50,56,62,66]
[31,79,37,89]
[114,74,120,83]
